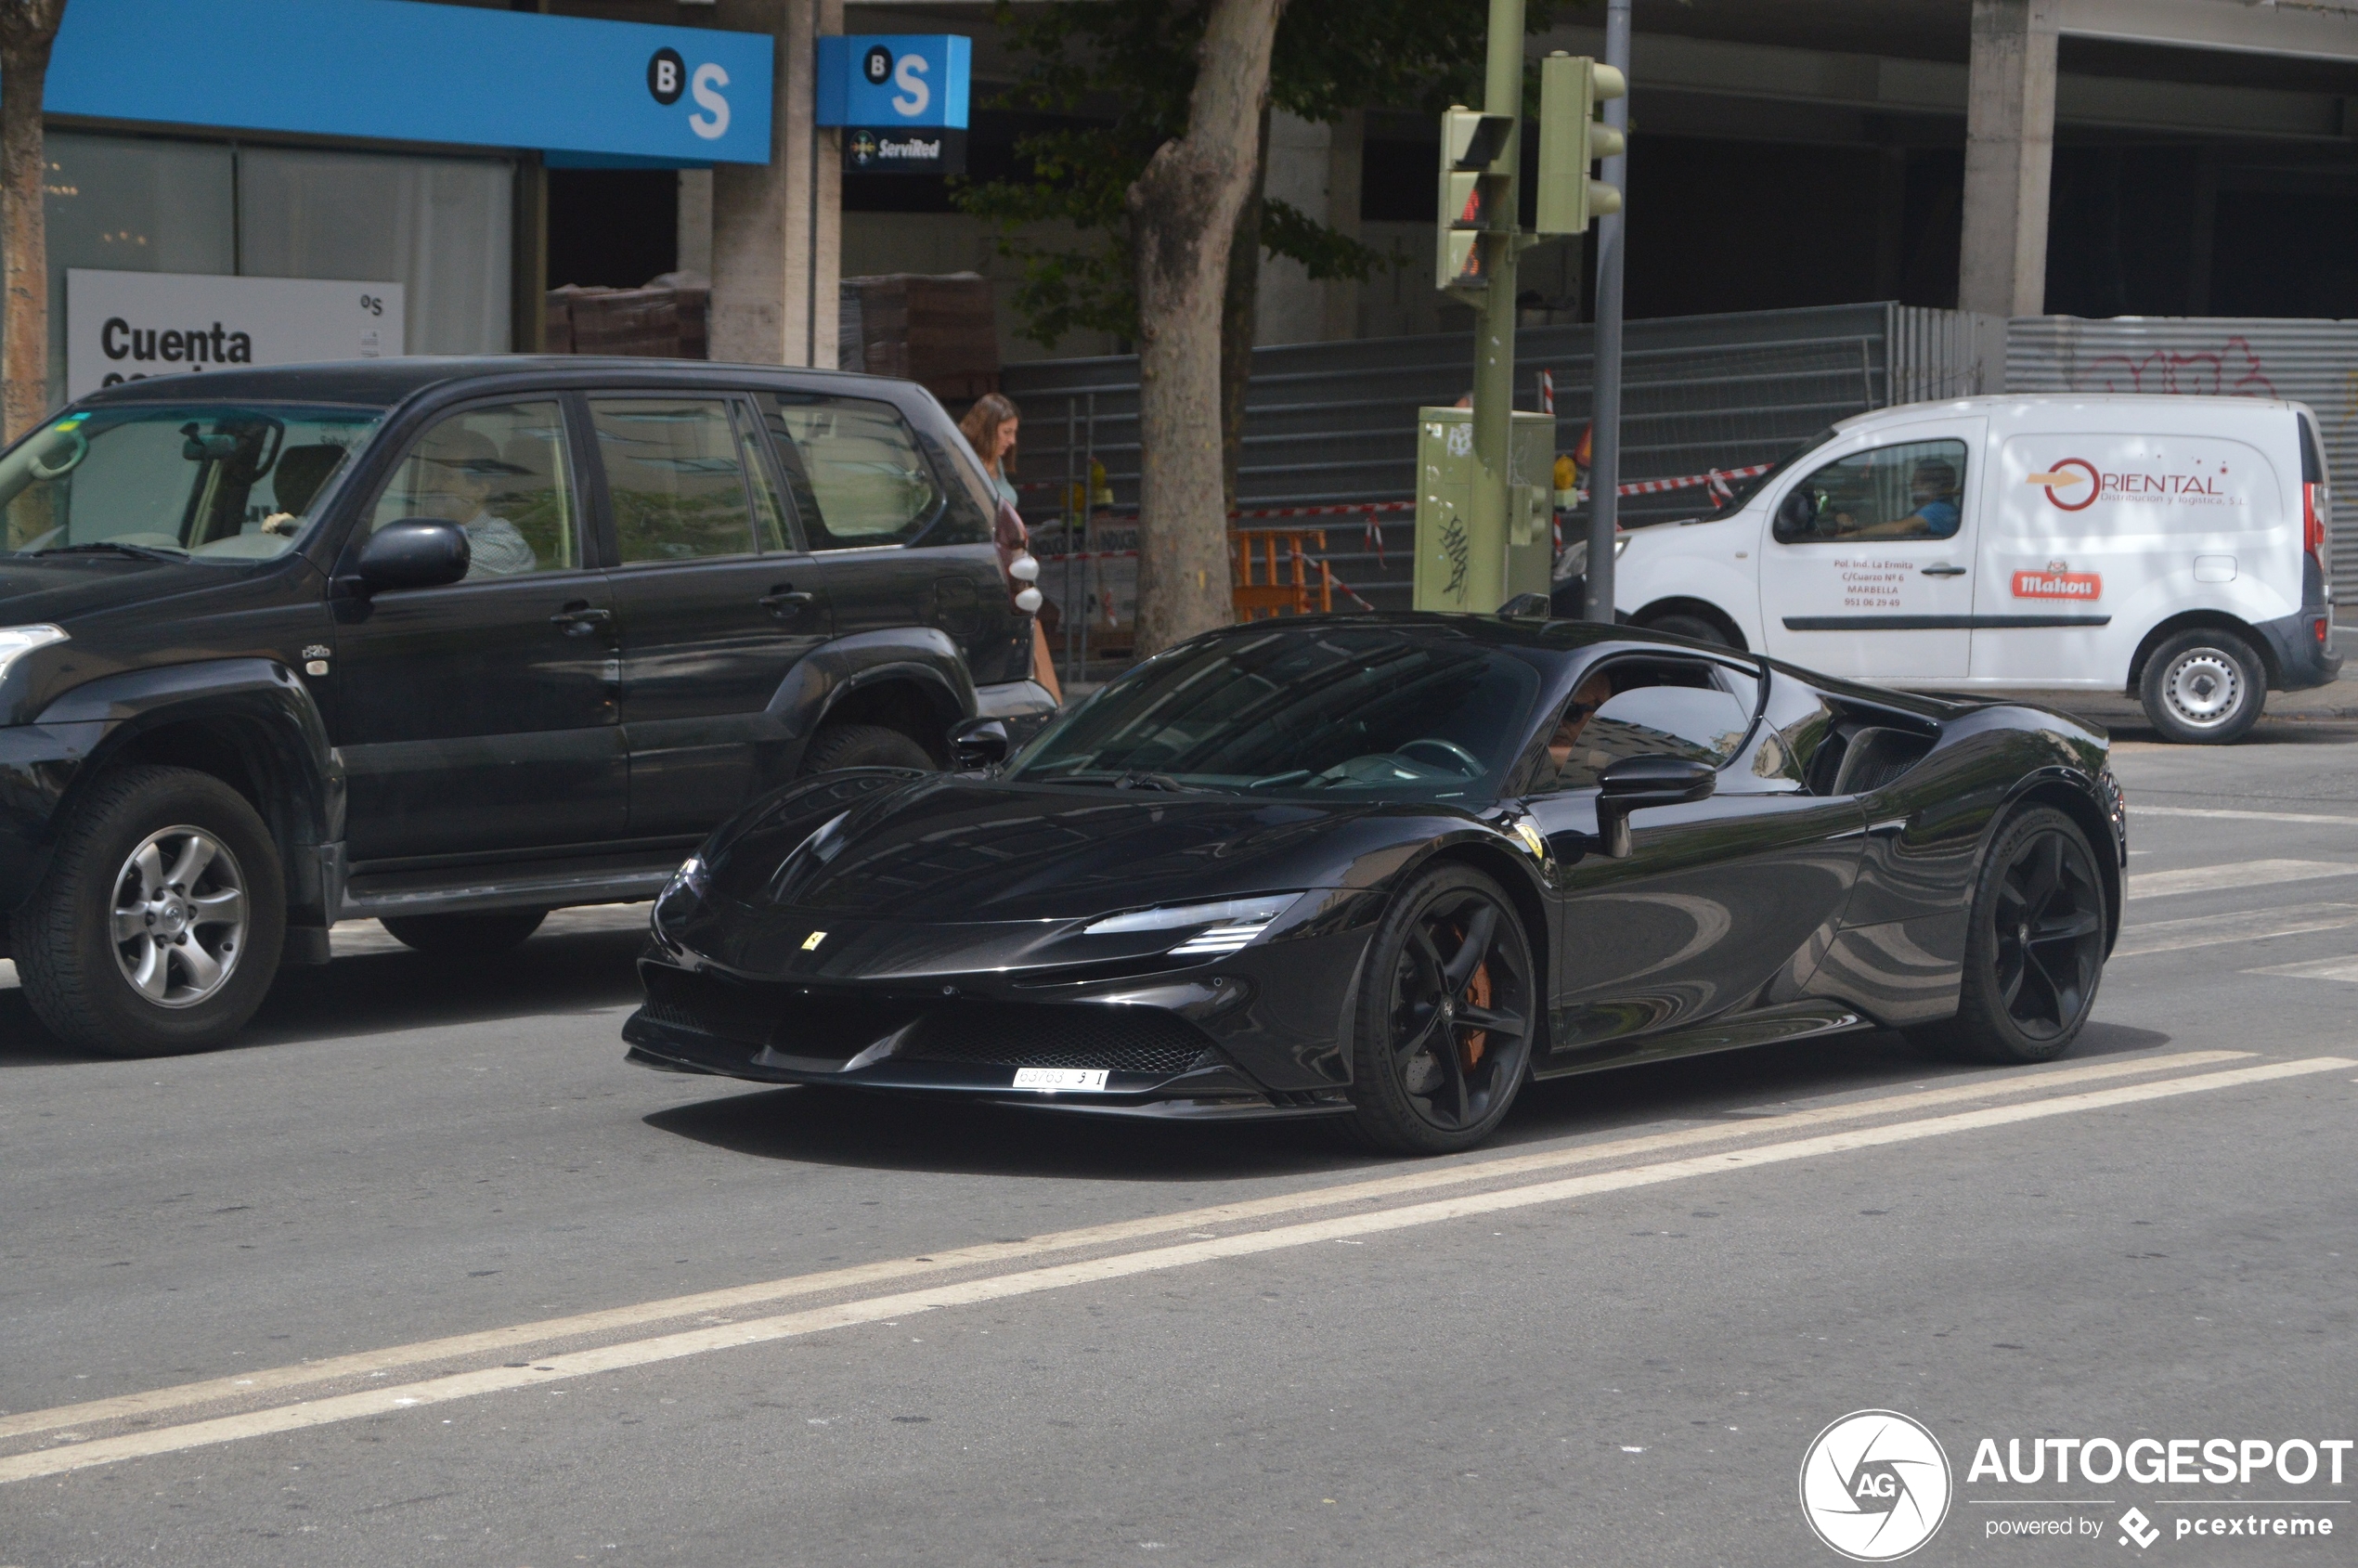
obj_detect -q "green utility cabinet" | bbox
[1412,408,1555,612]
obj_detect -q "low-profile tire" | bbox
[1911,805,2106,1066]
[1344,863,1538,1155]
[16,765,285,1057]
[2139,628,2265,744]
[1639,611,1735,649]
[380,910,548,958]
[799,722,936,776]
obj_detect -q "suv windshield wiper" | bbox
[29,540,190,563]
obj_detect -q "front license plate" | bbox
[1011,1068,1109,1092]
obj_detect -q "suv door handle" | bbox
[760,588,817,616]
[1919,564,1968,577]
[550,603,613,635]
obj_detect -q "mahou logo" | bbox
[2014,559,2102,600]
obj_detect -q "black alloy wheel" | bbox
[1915,805,2106,1065]
[1348,864,1536,1154]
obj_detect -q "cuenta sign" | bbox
[65,270,406,401]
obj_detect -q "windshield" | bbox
[1006,627,1543,800]
[1694,427,1835,522]
[0,403,383,563]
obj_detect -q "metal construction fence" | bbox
[1003,302,1993,670]
[2006,315,2358,582]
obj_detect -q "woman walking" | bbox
[958,394,1062,703]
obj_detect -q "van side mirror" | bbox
[353,519,471,593]
[1595,754,1716,858]
[1775,488,1817,538]
[949,717,1010,771]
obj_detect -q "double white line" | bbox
[2,1050,2341,1485]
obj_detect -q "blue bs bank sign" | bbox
[45,0,772,166]
[816,35,971,175]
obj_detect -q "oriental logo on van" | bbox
[2014,559,2103,600]
[2028,457,2233,512]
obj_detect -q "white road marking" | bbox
[0,1049,2251,1445]
[2114,902,2358,958]
[2246,956,2358,984]
[2128,861,2358,900]
[0,1055,2337,1486]
[2135,807,2358,827]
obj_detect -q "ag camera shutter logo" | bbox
[1799,1410,1953,1562]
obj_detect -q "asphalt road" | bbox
[4,737,2356,1566]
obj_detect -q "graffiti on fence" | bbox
[2074,336,2279,400]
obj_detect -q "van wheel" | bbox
[2140,629,2263,744]
[1640,611,1734,649]
[16,765,285,1057]
[799,722,936,776]
[380,911,548,957]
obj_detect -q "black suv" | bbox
[0,357,1052,1056]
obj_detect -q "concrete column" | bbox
[676,168,714,279]
[708,0,841,367]
[1958,0,2059,317]
[1253,110,1364,345]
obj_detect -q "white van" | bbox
[1611,394,2339,742]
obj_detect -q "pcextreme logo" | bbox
[1799,1410,1954,1562]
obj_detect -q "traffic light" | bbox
[1436,106,1512,291]
[1535,53,1627,236]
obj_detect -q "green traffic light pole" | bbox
[1584,0,1632,623]
[1468,0,1527,604]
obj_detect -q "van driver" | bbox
[1848,459,1961,540]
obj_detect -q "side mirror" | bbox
[1775,488,1816,538]
[949,717,1010,771]
[1595,754,1717,858]
[352,519,470,593]
[1497,592,1552,619]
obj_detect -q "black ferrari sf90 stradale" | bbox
[625,616,2125,1154]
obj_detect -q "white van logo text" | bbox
[2029,456,2236,512]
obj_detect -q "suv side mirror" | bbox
[949,717,1010,771]
[353,519,471,593]
[1595,754,1716,858]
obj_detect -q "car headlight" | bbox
[664,853,709,901]
[1082,893,1302,955]
[0,624,66,681]
[1613,535,1630,559]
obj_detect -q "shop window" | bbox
[369,401,577,578]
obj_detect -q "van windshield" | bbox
[0,403,383,564]
[1693,428,1835,521]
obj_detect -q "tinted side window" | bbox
[592,397,762,564]
[770,393,945,550]
[1537,658,1756,791]
[369,400,577,578]
[1774,438,1966,544]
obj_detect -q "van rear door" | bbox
[1757,417,1985,682]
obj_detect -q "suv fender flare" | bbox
[768,628,977,768]
[34,659,343,930]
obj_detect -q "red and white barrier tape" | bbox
[1031,459,1778,532]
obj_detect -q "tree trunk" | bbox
[0,1,64,447]
[1127,0,1285,658]
[1218,106,1270,517]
